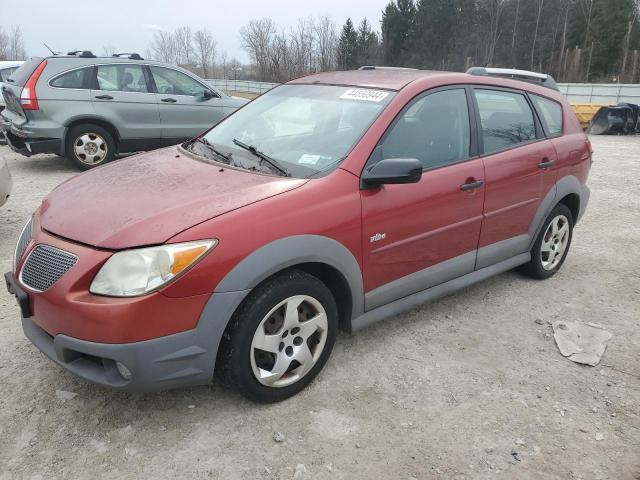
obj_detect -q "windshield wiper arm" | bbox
[232,138,290,177]
[194,137,232,162]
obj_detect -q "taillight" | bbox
[20,60,48,111]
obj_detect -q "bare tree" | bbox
[288,18,314,76]
[8,25,26,60]
[240,18,277,80]
[174,26,194,65]
[0,27,8,60]
[101,45,117,57]
[480,0,507,65]
[194,28,217,78]
[150,30,178,64]
[577,0,594,49]
[529,0,544,69]
[314,15,338,71]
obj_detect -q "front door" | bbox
[360,87,485,311]
[148,66,226,146]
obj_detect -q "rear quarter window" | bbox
[531,94,563,136]
[50,67,92,89]
[6,58,44,87]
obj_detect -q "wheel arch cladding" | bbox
[528,175,587,249]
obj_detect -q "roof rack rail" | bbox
[112,53,144,60]
[359,65,418,71]
[66,50,96,58]
[466,67,558,91]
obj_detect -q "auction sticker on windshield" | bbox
[340,89,390,102]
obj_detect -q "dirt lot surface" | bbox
[0,136,638,480]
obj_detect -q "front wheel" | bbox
[216,270,338,403]
[519,203,574,279]
[65,124,115,170]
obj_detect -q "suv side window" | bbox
[531,94,563,137]
[96,64,149,93]
[379,88,471,170]
[149,66,209,97]
[50,67,91,89]
[0,67,18,82]
[474,89,536,154]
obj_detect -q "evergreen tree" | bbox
[337,18,359,70]
[381,0,416,66]
[357,19,380,66]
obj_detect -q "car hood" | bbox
[39,146,307,249]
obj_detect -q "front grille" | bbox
[20,245,77,292]
[14,218,33,267]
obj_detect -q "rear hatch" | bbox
[1,57,44,126]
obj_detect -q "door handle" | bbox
[94,95,113,100]
[161,98,177,103]
[538,158,555,169]
[460,180,484,191]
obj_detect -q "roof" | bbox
[287,69,458,91]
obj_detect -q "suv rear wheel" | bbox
[216,269,338,403]
[519,203,574,279]
[66,124,115,170]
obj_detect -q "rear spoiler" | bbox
[467,67,559,91]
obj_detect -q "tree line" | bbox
[0,25,27,61]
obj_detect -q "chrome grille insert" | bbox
[14,218,33,268]
[20,245,78,292]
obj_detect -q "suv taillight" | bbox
[20,60,48,111]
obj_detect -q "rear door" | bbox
[91,63,161,150]
[472,87,558,269]
[360,87,485,310]
[148,66,226,145]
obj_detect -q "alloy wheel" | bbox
[540,214,570,270]
[250,295,328,388]
[74,133,108,165]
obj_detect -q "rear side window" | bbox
[50,67,91,89]
[96,64,149,93]
[5,58,44,87]
[380,88,471,169]
[531,94,563,136]
[474,89,536,154]
[0,67,18,82]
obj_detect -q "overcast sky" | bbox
[18,0,388,62]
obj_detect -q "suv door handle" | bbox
[460,180,484,191]
[94,95,113,100]
[161,98,177,103]
[538,158,555,169]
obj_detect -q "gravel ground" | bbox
[0,136,639,480]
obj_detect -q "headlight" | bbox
[90,240,217,297]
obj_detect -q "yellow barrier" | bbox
[570,103,611,130]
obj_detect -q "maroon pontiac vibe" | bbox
[6,67,591,402]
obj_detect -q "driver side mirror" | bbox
[361,158,423,188]
[202,89,216,100]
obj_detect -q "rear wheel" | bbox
[519,203,573,279]
[216,269,338,403]
[65,124,115,170]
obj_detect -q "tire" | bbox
[216,269,338,403]
[519,203,574,279]
[65,124,115,170]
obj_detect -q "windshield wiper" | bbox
[193,137,232,162]
[232,138,290,177]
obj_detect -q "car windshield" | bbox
[195,84,395,178]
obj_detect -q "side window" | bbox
[380,89,470,169]
[474,89,536,154]
[149,67,208,97]
[50,67,91,89]
[531,94,563,137]
[0,67,18,82]
[96,64,149,93]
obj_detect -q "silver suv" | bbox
[0,51,246,169]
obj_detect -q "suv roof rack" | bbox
[112,53,144,60]
[466,67,558,91]
[66,50,96,58]
[359,65,418,71]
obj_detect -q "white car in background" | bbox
[0,61,24,145]
[0,155,12,206]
